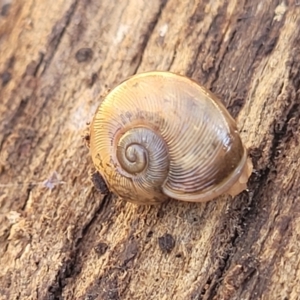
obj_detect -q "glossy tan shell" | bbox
[90,72,252,204]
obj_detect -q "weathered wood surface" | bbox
[0,0,300,299]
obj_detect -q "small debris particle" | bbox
[94,242,108,256]
[1,71,11,86]
[122,239,138,265]
[75,48,93,63]
[6,211,21,224]
[159,23,168,37]
[1,3,11,16]
[42,171,64,190]
[158,233,175,253]
[87,72,98,87]
[83,131,90,148]
[91,171,108,194]
[274,2,287,22]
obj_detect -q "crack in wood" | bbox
[0,97,29,158]
[185,0,213,78]
[40,0,80,76]
[45,193,113,300]
[195,50,300,300]
[132,0,168,74]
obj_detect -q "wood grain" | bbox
[0,0,299,299]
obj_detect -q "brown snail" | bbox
[89,71,252,205]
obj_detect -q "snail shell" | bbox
[90,72,252,205]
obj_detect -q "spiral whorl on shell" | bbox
[90,72,252,204]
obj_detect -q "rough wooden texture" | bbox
[0,0,299,299]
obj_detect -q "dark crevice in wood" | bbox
[211,45,300,300]
[79,193,113,242]
[191,30,298,298]
[83,240,138,299]
[222,8,282,112]
[185,0,221,79]
[0,0,80,177]
[190,0,284,116]
[246,188,295,299]
[271,103,300,162]
[191,166,272,299]
[197,194,256,300]
[207,28,234,92]
[228,127,297,298]
[46,193,113,300]
[249,218,291,300]
[83,270,121,300]
[0,97,29,168]
[20,183,34,211]
[270,53,300,165]
[40,0,80,76]
[80,217,139,299]
[166,40,179,72]
[215,101,299,299]
[245,54,300,298]
[132,0,168,74]
[24,52,45,77]
[0,56,14,89]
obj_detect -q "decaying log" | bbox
[0,0,300,299]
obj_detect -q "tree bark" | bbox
[0,0,300,299]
